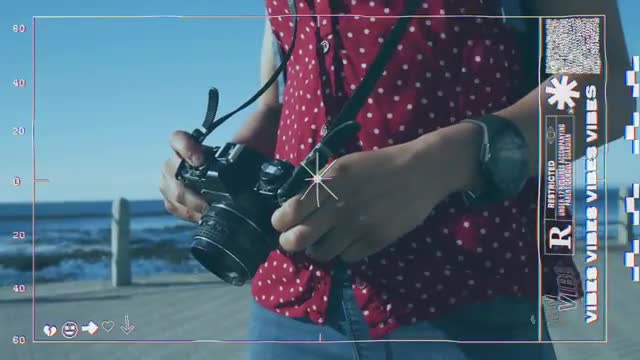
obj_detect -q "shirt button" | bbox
[320,40,330,54]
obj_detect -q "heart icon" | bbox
[43,324,58,337]
[101,320,115,333]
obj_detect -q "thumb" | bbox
[170,130,205,167]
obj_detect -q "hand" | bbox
[159,130,209,223]
[271,132,458,263]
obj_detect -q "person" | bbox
[160,1,633,359]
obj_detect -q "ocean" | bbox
[0,186,636,286]
[0,200,205,286]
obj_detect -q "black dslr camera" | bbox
[176,89,359,286]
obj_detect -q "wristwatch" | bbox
[461,114,530,207]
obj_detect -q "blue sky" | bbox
[1,0,639,203]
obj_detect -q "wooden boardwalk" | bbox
[3,248,639,360]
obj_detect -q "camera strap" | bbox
[197,0,421,141]
[323,0,421,135]
[196,0,300,140]
[276,0,422,203]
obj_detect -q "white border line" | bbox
[29,13,608,345]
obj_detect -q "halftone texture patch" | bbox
[545,18,602,74]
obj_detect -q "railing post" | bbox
[111,197,131,286]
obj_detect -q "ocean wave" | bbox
[0,238,195,272]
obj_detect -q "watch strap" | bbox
[460,114,527,207]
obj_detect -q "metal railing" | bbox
[108,188,636,287]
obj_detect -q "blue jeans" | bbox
[248,269,557,360]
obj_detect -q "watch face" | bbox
[488,131,529,195]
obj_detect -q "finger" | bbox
[272,155,351,232]
[271,185,330,232]
[159,169,208,215]
[306,219,365,262]
[310,190,391,262]
[170,130,205,167]
[340,234,387,263]
[163,156,182,179]
[162,198,201,223]
[279,199,339,252]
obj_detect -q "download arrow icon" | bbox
[81,321,99,336]
[120,314,135,335]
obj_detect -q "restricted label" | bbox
[543,115,575,256]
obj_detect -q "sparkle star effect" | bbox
[300,153,339,207]
[624,239,640,282]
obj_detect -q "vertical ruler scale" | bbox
[540,16,607,341]
[31,16,37,343]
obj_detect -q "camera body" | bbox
[177,142,295,286]
[174,87,359,286]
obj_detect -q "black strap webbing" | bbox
[200,0,421,141]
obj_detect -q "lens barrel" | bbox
[191,198,276,286]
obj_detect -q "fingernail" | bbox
[279,232,290,248]
[190,153,205,166]
[272,208,282,224]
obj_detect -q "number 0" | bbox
[13,177,21,186]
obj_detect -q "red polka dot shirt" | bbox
[252,0,582,338]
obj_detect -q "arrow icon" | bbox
[120,314,135,335]
[81,321,99,336]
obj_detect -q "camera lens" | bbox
[190,197,277,286]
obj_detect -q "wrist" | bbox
[411,123,484,196]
